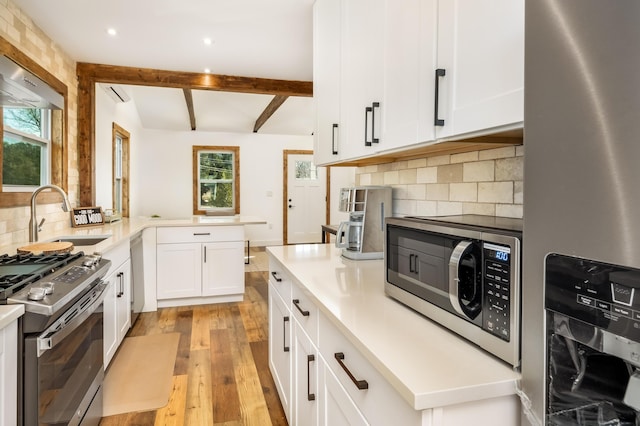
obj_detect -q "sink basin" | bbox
[51,235,112,246]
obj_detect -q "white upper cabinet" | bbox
[340,0,385,159]
[314,0,524,164]
[313,0,385,165]
[381,0,438,150]
[313,0,342,165]
[434,0,524,140]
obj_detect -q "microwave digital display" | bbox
[484,243,510,263]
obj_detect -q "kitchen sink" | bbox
[50,235,112,246]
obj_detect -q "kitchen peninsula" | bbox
[267,244,521,425]
[2,215,266,312]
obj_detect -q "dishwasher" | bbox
[130,233,145,325]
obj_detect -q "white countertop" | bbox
[0,305,24,330]
[267,244,521,411]
[4,215,266,255]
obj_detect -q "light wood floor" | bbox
[100,248,287,426]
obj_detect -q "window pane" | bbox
[2,134,42,185]
[200,182,233,208]
[200,152,233,180]
[295,160,318,180]
[3,108,43,137]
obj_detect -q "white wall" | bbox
[95,86,355,246]
[135,129,315,245]
[95,85,144,211]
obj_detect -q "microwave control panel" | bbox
[483,242,512,341]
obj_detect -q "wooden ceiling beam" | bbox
[183,88,196,130]
[76,62,313,97]
[253,95,289,133]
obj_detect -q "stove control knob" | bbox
[27,287,46,301]
[41,282,55,295]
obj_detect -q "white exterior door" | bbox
[287,154,326,244]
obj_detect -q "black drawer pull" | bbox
[283,316,290,352]
[334,352,369,390]
[293,299,310,317]
[193,232,211,236]
[307,354,316,401]
[271,271,282,282]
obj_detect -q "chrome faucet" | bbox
[29,184,71,242]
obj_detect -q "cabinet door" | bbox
[201,241,244,296]
[382,0,437,150]
[435,0,524,139]
[319,358,368,426]
[116,260,132,339]
[340,0,385,159]
[269,285,292,423]
[293,322,319,426]
[313,0,343,165]
[0,321,17,426]
[156,243,201,299]
[103,271,118,367]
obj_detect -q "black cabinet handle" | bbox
[283,316,290,352]
[271,271,282,282]
[334,352,368,390]
[117,272,124,297]
[293,299,310,317]
[332,123,339,155]
[193,232,211,236]
[409,254,415,273]
[307,354,316,401]
[434,68,446,126]
[203,246,207,263]
[371,102,380,144]
[364,106,373,147]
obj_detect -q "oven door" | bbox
[23,282,107,426]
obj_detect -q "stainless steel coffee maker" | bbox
[335,186,392,260]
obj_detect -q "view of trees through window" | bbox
[3,108,47,186]
[199,151,234,209]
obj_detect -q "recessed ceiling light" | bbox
[203,37,212,45]
[107,28,117,36]
[204,68,211,74]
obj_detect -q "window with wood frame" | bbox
[112,123,130,217]
[193,145,240,215]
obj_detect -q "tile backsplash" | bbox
[356,145,523,218]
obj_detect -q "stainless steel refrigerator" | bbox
[523,1,640,424]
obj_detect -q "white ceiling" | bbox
[13,0,316,135]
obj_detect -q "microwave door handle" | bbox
[36,282,108,357]
[449,241,472,317]
[335,221,349,249]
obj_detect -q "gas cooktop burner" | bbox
[0,252,84,300]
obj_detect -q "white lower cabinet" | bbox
[319,359,367,426]
[156,226,245,306]
[269,283,292,423]
[103,241,132,368]
[293,321,319,426]
[268,254,521,426]
[0,319,18,426]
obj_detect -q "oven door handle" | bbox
[448,240,472,317]
[36,282,108,357]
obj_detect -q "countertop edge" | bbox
[0,305,24,330]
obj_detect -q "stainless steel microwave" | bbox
[384,215,522,367]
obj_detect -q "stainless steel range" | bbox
[0,251,111,426]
